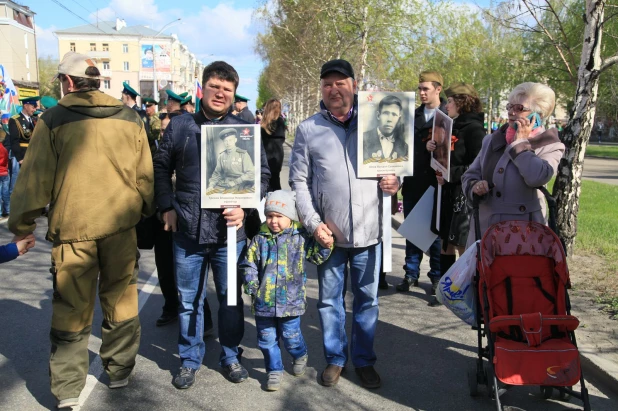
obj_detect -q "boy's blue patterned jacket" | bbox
[241,221,331,317]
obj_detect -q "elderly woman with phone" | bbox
[461,82,564,246]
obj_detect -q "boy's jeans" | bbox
[0,175,9,215]
[317,243,381,368]
[173,232,246,369]
[255,316,307,373]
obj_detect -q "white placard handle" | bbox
[227,219,237,306]
[382,192,392,272]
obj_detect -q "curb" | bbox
[585,155,618,161]
[390,212,618,395]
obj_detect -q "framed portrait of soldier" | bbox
[357,91,415,178]
[201,124,261,209]
[431,110,453,181]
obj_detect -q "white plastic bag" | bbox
[436,241,479,325]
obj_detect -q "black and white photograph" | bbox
[358,91,415,177]
[431,109,453,181]
[200,124,261,208]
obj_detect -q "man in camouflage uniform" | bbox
[207,128,255,193]
[143,97,161,153]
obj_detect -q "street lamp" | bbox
[151,18,181,104]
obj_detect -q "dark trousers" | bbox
[264,138,284,192]
[153,221,178,314]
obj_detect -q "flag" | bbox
[195,80,202,112]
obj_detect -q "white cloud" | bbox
[89,0,167,27]
[35,24,59,59]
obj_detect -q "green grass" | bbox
[596,296,618,319]
[572,180,618,262]
[586,145,618,159]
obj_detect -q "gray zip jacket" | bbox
[289,99,383,248]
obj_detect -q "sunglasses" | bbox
[506,103,532,113]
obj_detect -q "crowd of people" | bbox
[0,51,563,409]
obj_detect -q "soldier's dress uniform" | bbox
[9,103,37,163]
[208,128,255,192]
[235,94,255,124]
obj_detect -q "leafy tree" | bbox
[38,55,61,100]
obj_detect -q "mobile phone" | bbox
[513,112,541,130]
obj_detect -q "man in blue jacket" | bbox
[153,61,270,390]
[289,59,399,390]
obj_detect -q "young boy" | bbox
[0,234,35,263]
[241,190,331,391]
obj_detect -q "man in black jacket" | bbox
[397,71,444,296]
[153,61,270,390]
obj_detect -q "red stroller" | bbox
[468,189,591,411]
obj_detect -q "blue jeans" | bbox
[0,175,9,215]
[173,232,246,369]
[402,197,441,281]
[255,316,307,373]
[9,157,19,195]
[317,243,380,368]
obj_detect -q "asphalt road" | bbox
[0,147,616,410]
[582,157,618,186]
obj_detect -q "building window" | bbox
[103,61,110,70]
[123,62,129,71]
[103,80,110,89]
[123,44,128,53]
[24,33,28,49]
[25,52,29,69]
[90,43,96,51]
[70,42,76,52]
[102,43,109,51]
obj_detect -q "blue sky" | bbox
[27,0,490,110]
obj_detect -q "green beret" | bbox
[19,96,40,105]
[418,71,443,86]
[218,128,238,140]
[166,90,184,103]
[121,81,140,97]
[142,97,158,105]
[234,94,249,103]
[445,82,478,98]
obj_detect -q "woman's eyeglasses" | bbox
[506,103,531,113]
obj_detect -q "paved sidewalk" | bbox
[391,212,618,397]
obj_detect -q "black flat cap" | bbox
[320,59,354,80]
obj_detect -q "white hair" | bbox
[508,82,556,119]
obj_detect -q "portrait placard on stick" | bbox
[201,124,261,306]
[200,124,261,209]
[430,110,453,181]
[357,91,415,178]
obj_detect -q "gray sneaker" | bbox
[292,355,308,376]
[266,371,283,391]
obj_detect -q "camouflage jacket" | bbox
[241,221,332,317]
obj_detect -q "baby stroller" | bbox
[467,188,591,411]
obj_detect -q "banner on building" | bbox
[141,44,171,73]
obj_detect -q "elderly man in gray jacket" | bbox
[289,59,399,390]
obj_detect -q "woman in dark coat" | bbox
[261,99,287,191]
[426,83,486,306]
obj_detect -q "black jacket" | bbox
[8,113,36,161]
[153,111,271,244]
[401,99,447,204]
[238,107,255,124]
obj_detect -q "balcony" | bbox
[87,51,111,59]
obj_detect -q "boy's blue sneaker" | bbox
[223,362,248,383]
[173,367,199,389]
[266,371,283,391]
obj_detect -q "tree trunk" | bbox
[359,6,369,89]
[553,0,605,255]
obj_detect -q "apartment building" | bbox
[55,19,203,104]
[0,0,39,96]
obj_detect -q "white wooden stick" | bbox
[227,221,237,306]
[382,192,392,272]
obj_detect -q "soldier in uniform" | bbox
[207,128,255,192]
[143,97,161,153]
[8,96,39,193]
[121,82,147,122]
[234,94,255,123]
[181,95,195,113]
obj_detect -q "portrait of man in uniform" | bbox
[206,127,255,193]
[363,94,409,163]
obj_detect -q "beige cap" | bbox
[53,52,101,81]
[418,70,443,86]
[445,82,478,98]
